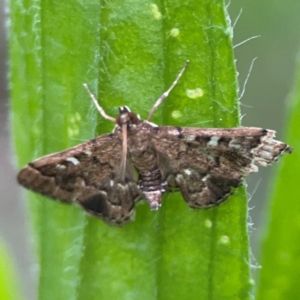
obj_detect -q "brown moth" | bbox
[17,61,292,225]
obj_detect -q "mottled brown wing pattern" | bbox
[17,62,293,225]
[17,133,141,225]
[151,126,291,208]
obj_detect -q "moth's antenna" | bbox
[147,60,189,121]
[83,83,116,123]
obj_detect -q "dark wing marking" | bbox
[173,170,240,208]
[17,134,141,225]
[151,126,291,208]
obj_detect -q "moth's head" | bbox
[116,106,142,128]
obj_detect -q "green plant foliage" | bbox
[0,241,23,300]
[256,54,300,299]
[10,0,251,299]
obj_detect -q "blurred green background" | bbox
[0,1,299,299]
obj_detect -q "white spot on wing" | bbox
[84,150,92,156]
[175,174,184,183]
[66,157,80,165]
[229,139,241,149]
[56,164,66,170]
[260,150,273,160]
[250,163,258,172]
[202,175,210,182]
[165,128,182,136]
[110,180,114,187]
[186,135,195,142]
[262,145,276,151]
[208,136,220,146]
[184,169,192,176]
[118,183,128,189]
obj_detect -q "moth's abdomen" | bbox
[132,153,165,210]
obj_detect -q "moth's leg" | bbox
[83,84,116,123]
[147,60,189,121]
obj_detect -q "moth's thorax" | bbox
[118,122,153,168]
[113,120,159,174]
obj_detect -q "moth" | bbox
[17,61,292,225]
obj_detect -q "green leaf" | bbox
[0,240,24,300]
[256,53,300,299]
[10,0,251,299]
